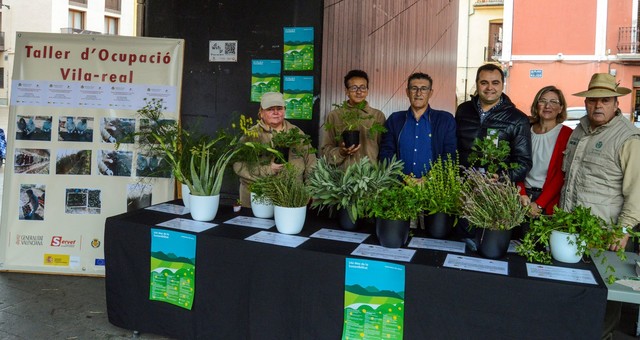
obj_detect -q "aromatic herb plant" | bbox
[324,101,387,141]
[307,156,404,223]
[417,154,462,217]
[366,181,423,221]
[459,167,528,231]
[516,206,636,283]
[467,136,519,176]
[256,164,310,208]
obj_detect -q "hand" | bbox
[528,202,542,217]
[270,162,284,173]
[519,195,530,207]
[609,233,630,251]
[339,142,361,157]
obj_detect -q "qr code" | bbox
[224,42,236,55]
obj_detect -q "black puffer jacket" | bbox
[455,94,532,182]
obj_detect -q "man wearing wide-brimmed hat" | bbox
[560,73,640,252]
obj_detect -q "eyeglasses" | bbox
[537,99,562,107]
[347,85,368,93]
[409,86,431,93]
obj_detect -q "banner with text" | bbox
[0,32,184,275]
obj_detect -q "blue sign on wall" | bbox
[530,69,543,78]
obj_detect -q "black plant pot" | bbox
[338,208,358,231]
[425,212,453,239]
[376,218,410,248]
[341,130,360,148]
[476,228,512,259]
[274,147,289,164]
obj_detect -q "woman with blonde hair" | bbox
[521,85,573,216]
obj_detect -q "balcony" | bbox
[618,26,640,58]
[0,32,4,51]
[474,0,504,7]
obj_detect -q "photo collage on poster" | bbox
[12,110,176,219]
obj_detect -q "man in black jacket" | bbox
[455,64,532,241]
[456,64,532,182]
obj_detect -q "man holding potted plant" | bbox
[233,92,316,208]
[320,69,386,168]
[379,72,457,179]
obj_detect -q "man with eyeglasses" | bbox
[379,72,457,179]
[321,69,386,168]
[456,64,532,182]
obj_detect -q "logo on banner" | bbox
[95,258,106,266]
[15,234,44,246]
[44,254,70,266]
[51,236,77,247]
[91,239,101,248]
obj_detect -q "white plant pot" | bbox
[273,205,306,234]
[181,183,191,209]
[189,194,220,222]
[250,192,274,218]
[550,230,584,263]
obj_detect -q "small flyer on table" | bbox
[149,229,196,310]
[225,216,275,229]
[156,218,217,233]
[443,254,509,276]
[351,244,416,262]
[526,263,597,285]
[145,203,189,215]
[310,228,370,244]
[342,258,405,340]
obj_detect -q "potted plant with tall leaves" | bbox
[255,164,311,234]
[270,127,314,164]
[324,101,387,148]
[307,156,404,230]
[416,154,462,238]
[460,168,529,259]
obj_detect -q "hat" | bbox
[573,73,631,98]
[260,92,285,109]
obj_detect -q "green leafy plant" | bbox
[467,136,519,175]
[270,127,316,162]
[366,181,423,221]
[459,167,528,231]
[307,156,404,223]
[516,206,636,283]
[324,101,386,141]
[417,154,462,217]
[255,164,310,208]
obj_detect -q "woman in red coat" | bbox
[521,85,573,216]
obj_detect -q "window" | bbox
[69,10,84,30]
[105,16,119,35]
[0,67,4,89]
[487,22,503,61]
[105,0,121,12]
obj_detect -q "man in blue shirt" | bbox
[379,72,457,179]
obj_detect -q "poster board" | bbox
[0,32,184,275]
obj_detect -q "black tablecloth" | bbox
[105,201,607,339]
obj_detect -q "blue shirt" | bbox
[398,110,432,178]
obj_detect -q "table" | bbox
[592,250,640,335]
[105,201,608,339]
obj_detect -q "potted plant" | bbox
[247,178,274,218]
[416,154,462,238]
[117,98,194,207]
[307,156,404,230]
[459,168,528,259]
[270,127,314,164]
[467,135,519,176]
[258,164,311,234]
[366,181,423,248]
[324,100,387,148]
[516,206,636,282]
